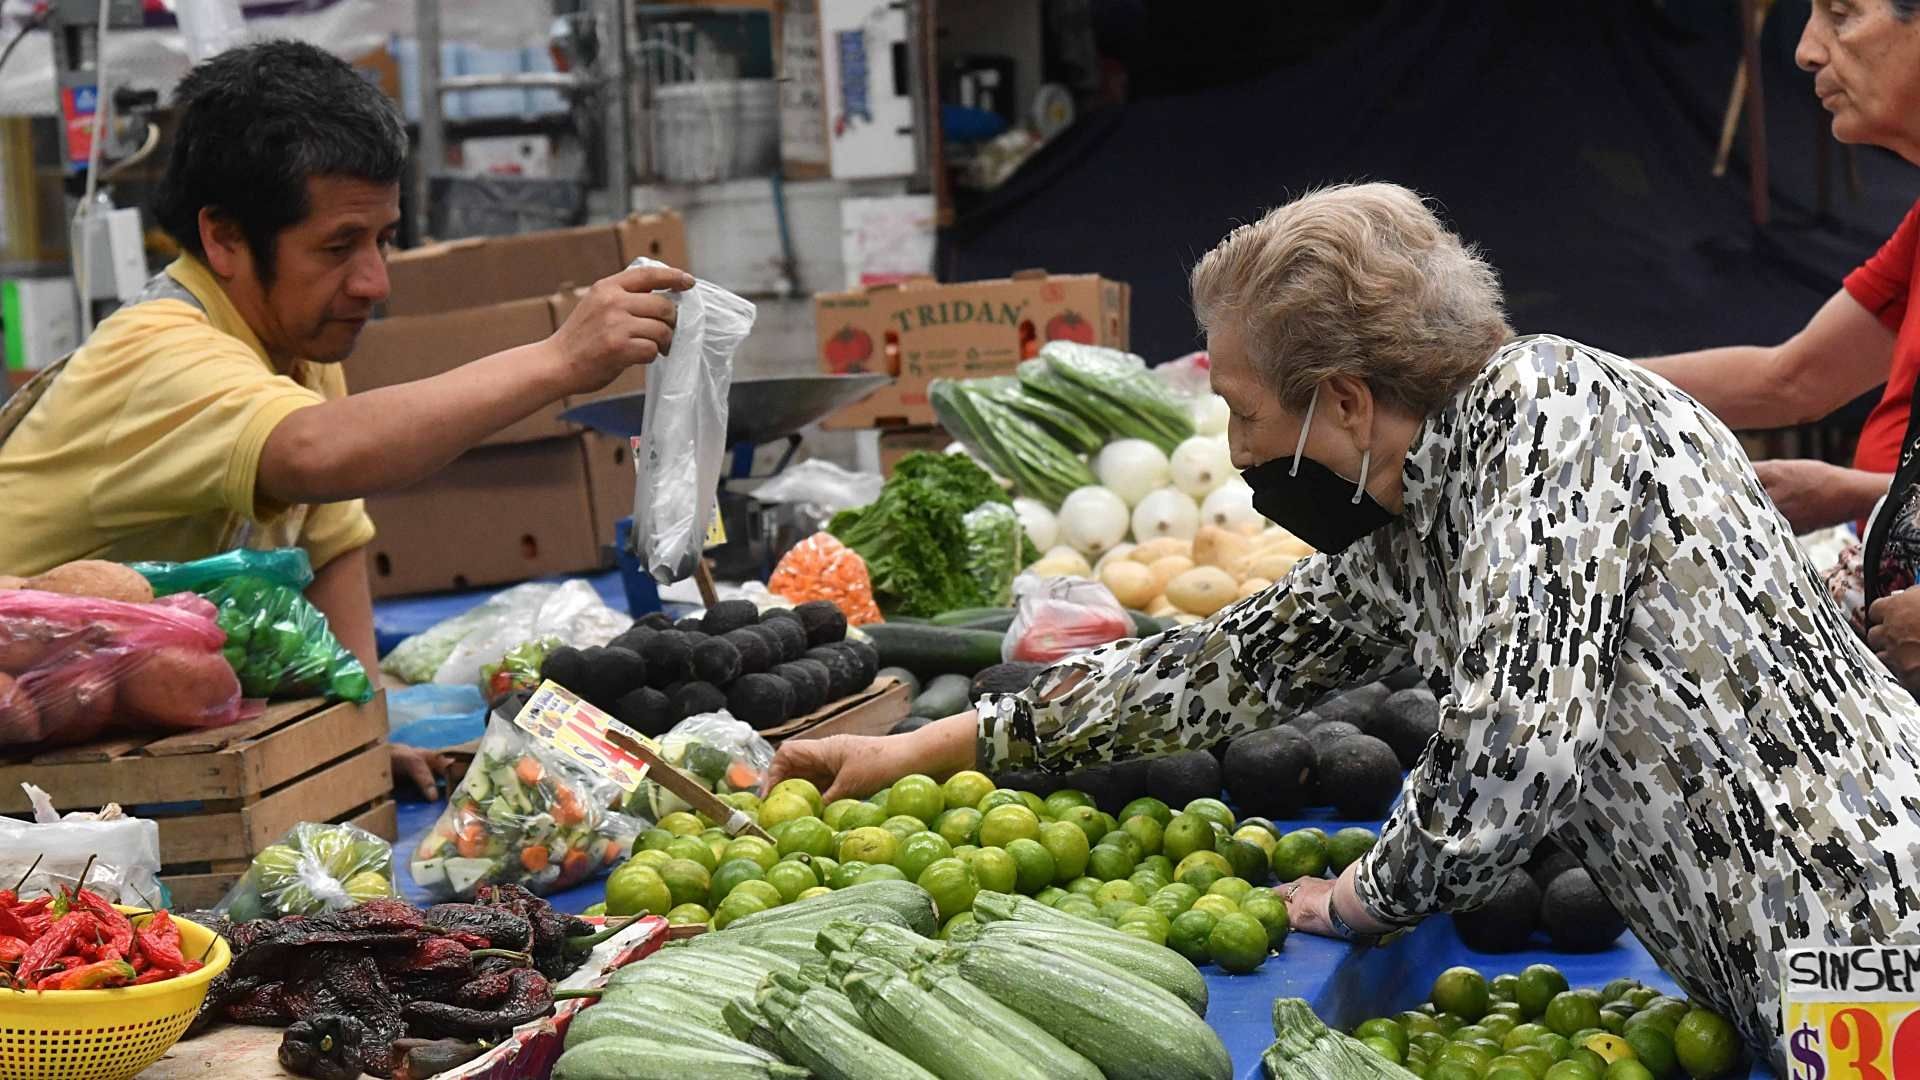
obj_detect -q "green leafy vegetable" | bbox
[962,502,1026,607]
[930,380,1097,508]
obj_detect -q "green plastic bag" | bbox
[130,549,374,703]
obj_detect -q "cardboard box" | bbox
[580,431,637,545]
[761,676,912,742]
[814,271,1130,428]
[343,295,565,446]
[386,211,689,317]
[366,437,603,597]
[878,425,948,475]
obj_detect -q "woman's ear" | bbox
[1320,374,1375,445]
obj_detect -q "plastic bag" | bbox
[410,711,643,900]
[433,580,632,690]
[766,532,883,625]
[130,548,313,594]
[386,683,489,749]
[0,589,241,747]
[1002,572,1133,663]
[0,785,162,905]
[625,713,773,821]
[479,637,565,703]
[216,821,396,921]
[382,583,550,684]
[630,257,757,584]
[1153,350,1213,400]
[963,502,1025,607]
[753,458,886,539]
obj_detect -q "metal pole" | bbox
[1739,0,1769,227]
[601,0,632,218]
[414,0,443,240]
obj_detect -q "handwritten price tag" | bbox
[511,681,654,794]
[1782,947,1920,1079]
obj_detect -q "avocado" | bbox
[573,647,625,709]
[690,636,742,686]
[1452,869,1542,953]
[1222,728,1315,819]
[1316,684,1389,732]
[805,645,862,700]
[760,618,808,663]
[1306,720,1362,757]
[674,616,706,633]
[1284,709,1322,732]
[701,599,760,636]
[791,658,835,709]
[770,663,825,716]
[1375,688,1440,768]
[538,646,589,697]
[596,646,648,699]
[1527,842,1582,890]
[794,600,850,646]
[1317,734,1403,818]
[876,666,921,698]
[671,681,729,721]
[613,686,676,736]
[727,673,795,730]
[1381,665,1425,692]
[721,629,772,676]
[997,767,1063,797]
[970,662,1048,699]
[841,638,879,684]
[1541,867,1627,951]
[1146,750,1221,809]
[638,612,676,631]
[760,607,799,625]
[640,631,693,690]
[608,626,655,655]
[890,715,933,735]
[1108,757,1154,814]
[1061,764,1116,808]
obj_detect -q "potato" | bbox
[1146,594,1179,617]
[1190,526,1252,578]
[1232,519,1265,537]
[1130,537,1192,564]
[0,674,42,745]
[1093,542,1138,575]
[1030,545,1094,579]
[1249,551,1300,582]
[0,577,26,590]
[1146,555,1195,594]
[1237,577,1273,599]
[27,561,153,604]
[1099,559,1159,610]
[1165,566,1239,616]
[32,668,116,745]
[119,646,241,729]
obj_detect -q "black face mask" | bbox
[1240,385,1395,555]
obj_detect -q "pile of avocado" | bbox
[1454,840,1629,953]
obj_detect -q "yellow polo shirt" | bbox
[0,256,375,576]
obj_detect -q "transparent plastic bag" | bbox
[409,711,643,900]
[625,712,773,820]
[0,589,240,747]
[753,458,886,538]
[382,582,554,685]
[216,821,396,921]
[130,548,313,594]
[0,786,162,906]
[766,532,883,625]
[630,257,757,583]
[433,580,631,690]
[1002,572,1134,663]
[963,502,1025,608]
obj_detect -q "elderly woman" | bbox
[768,183,1920,1069]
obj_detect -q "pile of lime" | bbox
[1348,963,1744,1079]
[601,772,1377,974]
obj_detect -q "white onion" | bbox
[1131,486,1201,542]
[1011,497,1059,552]
[1057,486,1132,557]
[1094,439,1171,507]
[1169,435,1235,498]
[1193,394,1231,436]
[1201,480,1262,531]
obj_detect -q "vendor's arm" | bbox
[256,263,692,505]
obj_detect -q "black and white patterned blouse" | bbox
[977,335,1920,1068]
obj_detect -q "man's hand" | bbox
[546,263,693,395]
[1867,588,1920,695]
[391,744,454,801]
[1752,459,1889,533]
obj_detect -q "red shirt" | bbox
[1848,198,1920,476]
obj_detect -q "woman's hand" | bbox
[763,711,980,801]
[1277,876,1339,937]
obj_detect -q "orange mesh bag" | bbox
[768,533,883,625]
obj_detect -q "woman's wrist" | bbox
[907,711,982,780]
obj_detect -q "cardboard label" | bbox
[1782,946,1920,1078]
[705,507,728,549]
[511,682,654,794]
[61,85,97,170]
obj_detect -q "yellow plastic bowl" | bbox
[0,906,232,1080]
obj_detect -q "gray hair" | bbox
[1190,182,1514,414]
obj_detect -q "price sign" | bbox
[1782,947,1920,1079]
[511,681,654,794]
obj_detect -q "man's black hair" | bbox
[152,40,407,286]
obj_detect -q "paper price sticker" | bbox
[511,681,654,794]
[1782,947,1920,1079]
[705,506,727,549]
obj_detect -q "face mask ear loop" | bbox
[1289,385,1319,478]
[1352,447,1371,505]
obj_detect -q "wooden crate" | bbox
[0,695,396,909]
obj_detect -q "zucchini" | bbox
[669,941,804,981]
[686,925,823,965]
[815,919,949,972]
[722,994,787,1059]
[724,902,912,938]
[550,1037,808,1080]
[910,673,974,719]
[970,919,1208,1015]
[909,963,1104,1080]
[1263,998,1419,1079]
[727,880,937,937]
[596,982,730,1032]
[606,956,764,1002]
[761,982,940,1080]
[860,623,1005,678]
[1126,609,1176,637]
[949,940,1232,1080]
[564,1001,779,1062]
[842,958,1055,1080]
[764,971,868,1031]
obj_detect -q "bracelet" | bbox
[1326,894,1381,947]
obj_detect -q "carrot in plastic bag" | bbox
[768,533,883,626]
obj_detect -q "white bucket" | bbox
[652,79,780,182]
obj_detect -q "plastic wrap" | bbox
[630,257,757,584]
[624,712,772,820]
[410,711,643,900]
[432,580,631,690]
[0,786,162,905]
[0,589,241,747]
[216,821,396,921]
[753,458,886,541]
[480,637,565,703]
[766,532,884,625]
[963,502,1026,607]
[1002,572,1134,663]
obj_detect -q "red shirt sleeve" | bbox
[1846,199,1918,333]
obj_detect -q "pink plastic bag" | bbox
[1002,573,1134,663]
[0,589,241,747]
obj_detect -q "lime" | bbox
[665,902,710,925]
[769,777,824,816]
[854,863,908,885]
[1515,964,1571,1019]
[1116,912,1170,947]
[1489,1002,1527,1022]
[1003,838,1057,894]
[1189,893,1240,920]
[1360,1036,1404,1065]
[639,827,677,852]
[1432,1012,1466,1034]
[840,801,888,831]
[934,807,984,848]
[1326,827,1378,872]
[971,846,1019,894]
[1270,830,1330,882]
[1038,820,1092,882]
[941,770,995,812]
[1432,966,1492,1023]
[1167,909,1217,963]
[1095,879,1147,907]
[1232,824,1278,857]
[810,855,839,884]
[605,862,672,917]
[775,817,836,860]
[939,910,978,940]
[708,857,767,906]
[1534,1032,1573,1060]
[1175,850,1234,892]
[1101,829,1146,864]
[1052,804,1108,846]
[1504,1023,1553,1051]
[627,848,673,873]
[723,836,778,872]
[1603,1062,1654,1080]
[1218,837,1271,883]
[1430,1063,1484,1080]
[1045,788,1095,817]
[1140,854,1175,879]
[1481,1015,1518,1040]
[1627,998,1688,1037]
[1355,1018,1410,1057]
[895,832,955,884]
[729,878,784,910]
[881,815,927,842]
[1098,898,1139,922]
[977,789,1027,813]
[1543,1061,1601,1080]
[979,804,1043,848]
[1545,993,1604,1038]
[659,811,704,836]
[659,858,713,908]
[1055,894,1102,922]
[1207,876,1255,905]
[1672,1008,1739,1079]
[704,833,730,866]
[887,774,945,824]
[838,826,898,865]
[1155,881,1202,909]
[1118,814,1166,858]
[1485,1062,1535,1080]
[1129,870,1171,897]
[1400,1011,1442,1037]
[1492,973,1522,1002]
[1066,875,1104,897]
[822,798,863,830]
[1412,1029,1449,1056]
[868,787,891,815]
[952,845,980,865]
[1438,1040,1494,1072]
[1016,792,1047,819]
[828,859,870,891]
[1034,886,1069,906]
[712,890,769,930]
[1621,1026,1676,1077]
[917,857,979,919]
[1456,1024,1498,1047]
[1601,978,1640,1003]
[763,860,818,903]
[757,791,814,828]
[1599,1010,1629,1035]
[1509,1044,1557,1075]
[1580,1032,1635,1064]
[1118,796,1173,826]
[1183,797,1235,832]
[1163,813,1217,864]
[1088,844,1138,882]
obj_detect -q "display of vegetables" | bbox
[0,878,204,990]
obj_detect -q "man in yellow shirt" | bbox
[0,41,687,794]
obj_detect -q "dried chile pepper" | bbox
[134,909,192,974]
[402,967,552,1038]
[391,1038,486,1080]
[69,888,133,959]
[17,912,87,984]
[42,958,134,990]
[422,904,532,953]
[278,1015,369,1080]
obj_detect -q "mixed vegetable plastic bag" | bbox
[0,589,241,747]
[410,711,643,900]
[216,821,395,921]
[131,548,372,702]
[432,580,631,691]
[1002,572,1134,663]
[629,257,757,584]
[766,532,883,625]
[624,712,773,820]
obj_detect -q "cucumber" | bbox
[596,982,730,1032]
[860,623,1005,679]
[875,666,921,698]
[911,963,1104,1080]
[970,918,1208,1015]
[842,958,1055,1080]
[550,1037,808,1080]
[910,673,974,719]
[725,880,937,937]
[563,1001,779,1061]
[929,607,1016,628]
[1127,609,1177,637]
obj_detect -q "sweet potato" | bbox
[27,561,153,604]
[28,668,116,746]
[118,646,241,730]
[0,675,42,745]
